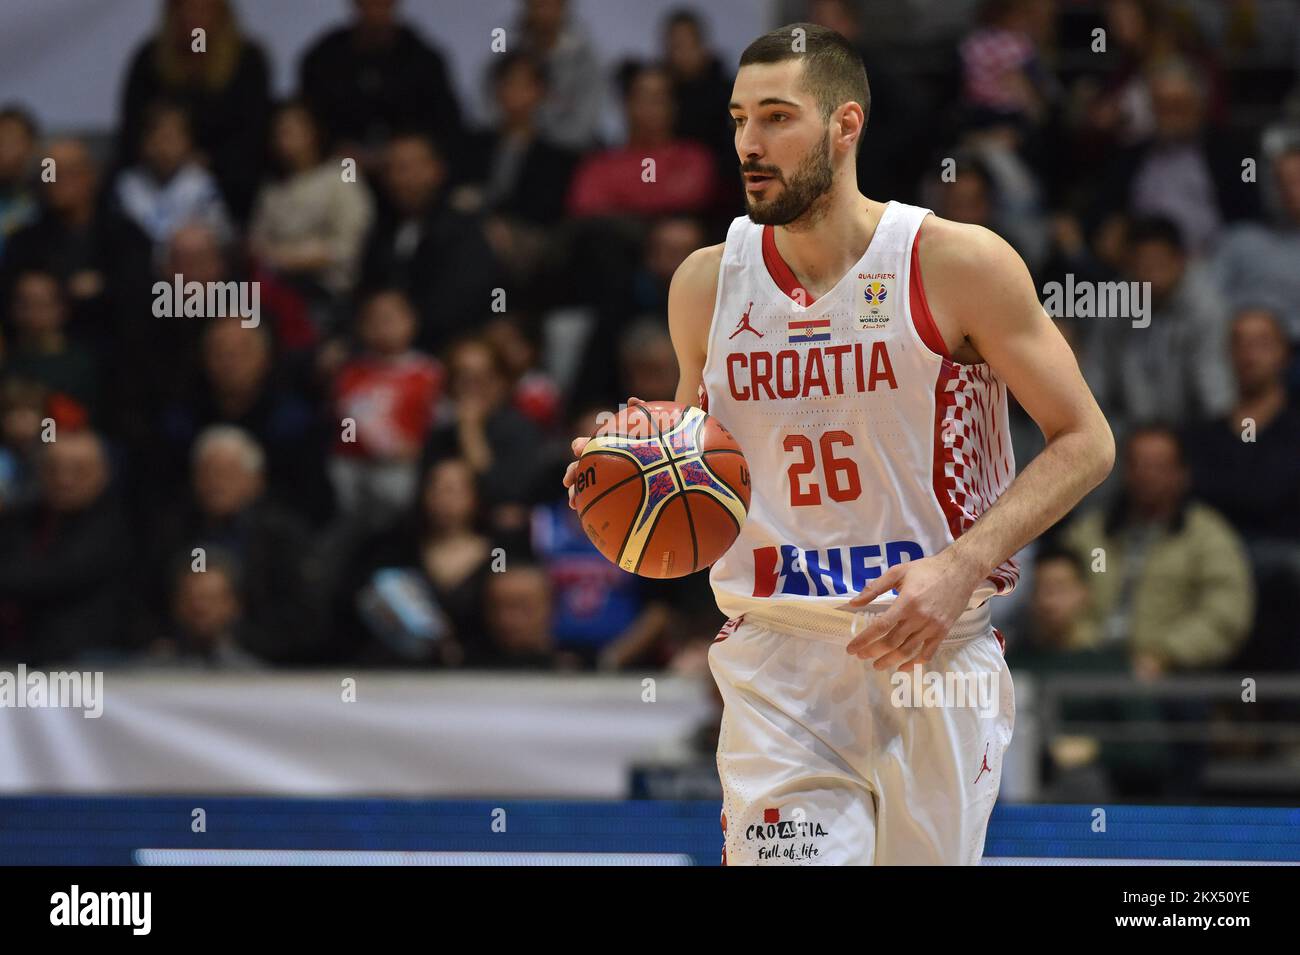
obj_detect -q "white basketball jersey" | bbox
[699,201,1018,637]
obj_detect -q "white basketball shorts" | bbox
[708,612,1015,865]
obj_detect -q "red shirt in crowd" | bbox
[332,352,444,459]
[566,140,718,218]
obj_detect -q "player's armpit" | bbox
[668,243,724,407]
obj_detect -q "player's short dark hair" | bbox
[738,22,870,129]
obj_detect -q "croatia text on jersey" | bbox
[725,341,898,401]
[752,541,923,597]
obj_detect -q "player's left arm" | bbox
[844,220,1115,668]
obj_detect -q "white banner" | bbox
[0,670,714,797]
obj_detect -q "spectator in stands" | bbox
[1184,306,1300,672]
[0,377,47,512]
[512,0,603,151]
[118,0,271,220]
[1009,545,1099,654]
[482,314,560,433]
[529,407,645,665]
[1,138,150,327]
[930,153,996,229]
[631,216,706,315]
[1080,215,1233,427]
[1213,142,1300,341]
[455,53,576,227]
[480,563,579,669]
[150,552,265,670]
[359,132,500,351]
[0,106,39,259]
[148,425,317,663]
[619,319,679,402]
[1184,306,1300,541]
[329,289,443,525]
[567,62,719,219]
[1092,58,1256,254]
[299,0,463,171]
[424,336,543,529]
[661,9,734,173]
[2,270,99,419]
[959,0,1055,128]
[0,430,130,664]
[341,456,493,665]
[249,100,374,301]
[157,319,330,525]
[112,100,231,260]
[1006,545,1173,800]
[1061,425,1253,675]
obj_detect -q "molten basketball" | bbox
[572,401,750,579]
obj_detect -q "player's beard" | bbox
[742,133,834,228]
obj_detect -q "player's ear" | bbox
[835,102,865,155]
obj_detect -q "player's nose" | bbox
[736,128,764,162]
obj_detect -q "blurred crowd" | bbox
[0,0,1296,751]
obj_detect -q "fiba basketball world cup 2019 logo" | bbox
[857,273,894,330]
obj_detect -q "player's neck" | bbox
[771,189,882,295]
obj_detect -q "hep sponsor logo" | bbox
[752,541,923,597]
[746,808,826,861]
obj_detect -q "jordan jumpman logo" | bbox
[729,301,762,338]
[973,743,992,784]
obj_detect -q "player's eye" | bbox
[730,116,745,129]
[770,112,789,123]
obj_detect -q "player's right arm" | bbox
[563,243,723,508]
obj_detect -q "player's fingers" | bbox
[570,436,590,457]
[872,626,932,671]
[912,634,946,668]
[562,459,579,486]
[846,604,907,656]
[837,564,905,611]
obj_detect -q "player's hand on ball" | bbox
[563,396,646,509]
[838,548,983,671]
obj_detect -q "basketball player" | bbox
[564,24,1114,864]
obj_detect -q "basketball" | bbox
[572,401,750,578]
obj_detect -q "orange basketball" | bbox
[572,401,750,579]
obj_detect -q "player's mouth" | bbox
[743,171,779,192]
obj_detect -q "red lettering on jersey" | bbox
[868,341,898,390]
[853,341,866,391]
[802,347,828,397]
[727,353,749,400]
[824,344,850,393]
[751,352,776,399]
[776,350,799,398]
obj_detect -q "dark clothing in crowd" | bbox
[359,199,500,352]
[299,24,463,155]
[1184,407,1300,541]
[118,39,272,220]
[455,130,577,225]
[147,500,319,664]
[0,496,132,664]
